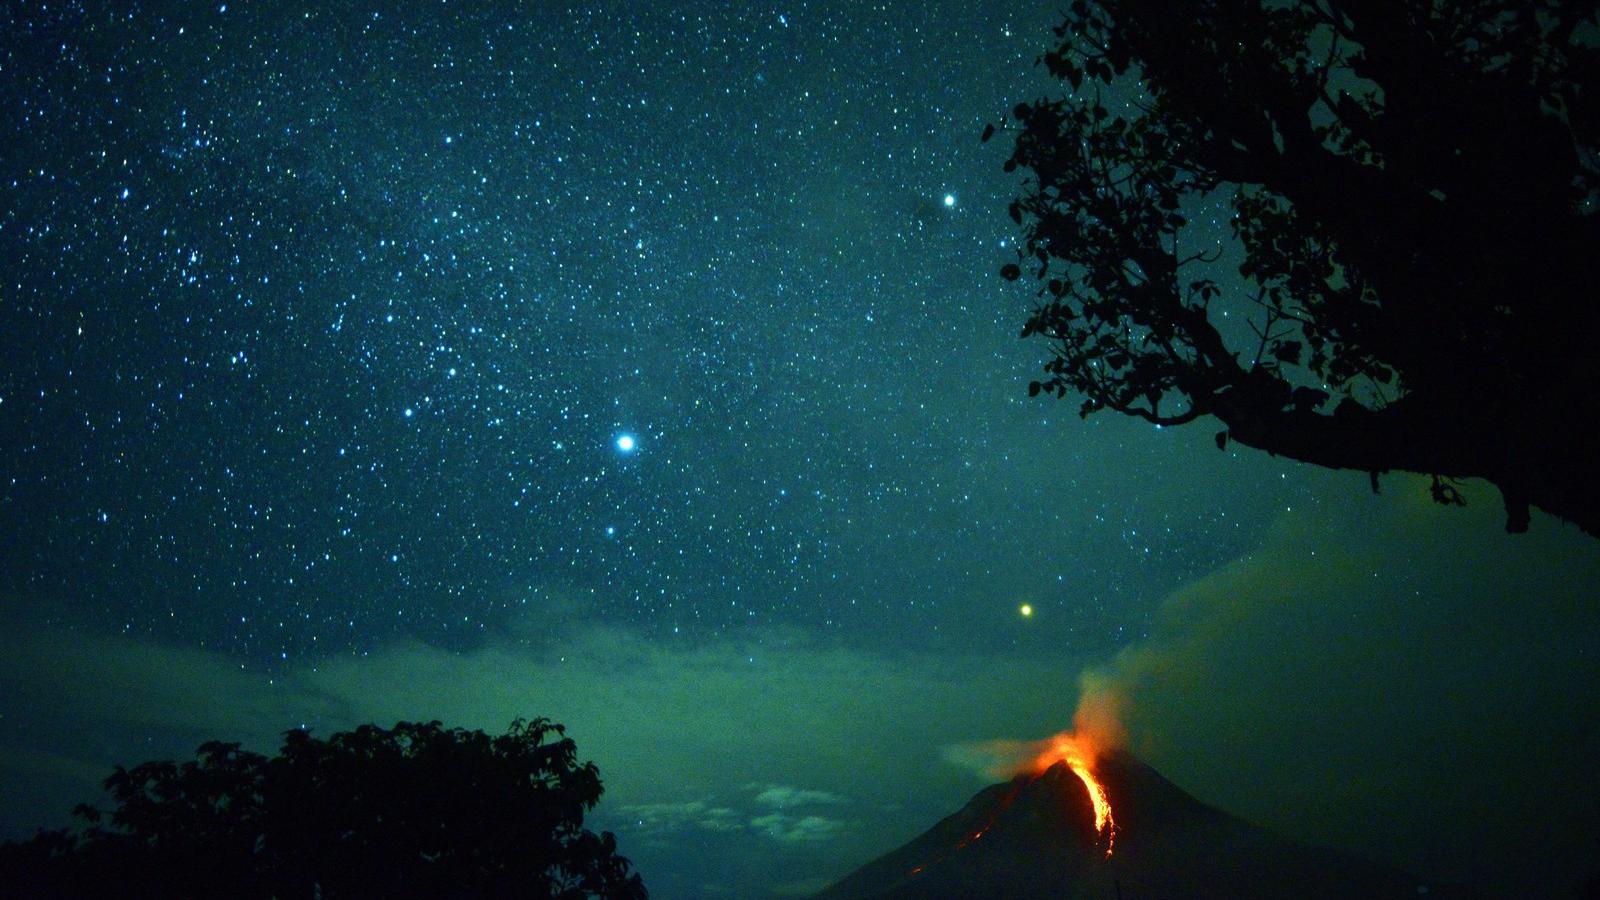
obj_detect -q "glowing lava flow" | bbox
[1032,733,1117,857]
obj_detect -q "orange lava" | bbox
[1031,733,1116,857]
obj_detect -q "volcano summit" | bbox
[815,752,1471,899]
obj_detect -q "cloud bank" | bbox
[5,475,1598,897]
[1063,477,1600,897]
[0,616,1090,898]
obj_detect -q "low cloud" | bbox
[623,800,743,834]
[750,812,845,844]
[0,614,1090,896]
[623,783,846,845]
[752,785,845,810]
[6,476,1596,897]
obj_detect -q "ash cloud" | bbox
[1062,476,1600,897]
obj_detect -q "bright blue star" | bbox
[616,434,636,453]
[943,192,956,207]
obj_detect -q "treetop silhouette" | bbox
[998,0,1599,534]
[0,717,647,899]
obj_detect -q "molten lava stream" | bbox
[1034,733,1116,857]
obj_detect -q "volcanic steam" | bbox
[944,679,1129,856]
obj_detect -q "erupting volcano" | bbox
[813,747,1461,900]
[1028,731,1116,856]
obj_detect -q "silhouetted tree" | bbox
[996,0,1599,534]
[0,718,647,899]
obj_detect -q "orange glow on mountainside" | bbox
[1031,733,1117,856]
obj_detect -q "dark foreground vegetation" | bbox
[0,718,647,899]
[999,0,1599,535]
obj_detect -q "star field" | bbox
[7,5,1600,899]
[2,1,1290,667]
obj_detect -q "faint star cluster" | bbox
[0,1,1296,668]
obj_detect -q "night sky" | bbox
[3,4,1599,899]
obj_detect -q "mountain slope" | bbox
[816,752,1471,899]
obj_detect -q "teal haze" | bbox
[2,3,1597,897]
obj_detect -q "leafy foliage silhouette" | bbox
[997,0,1599,534]
[0,718,647,899]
